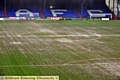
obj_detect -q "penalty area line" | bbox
[0,64,84,68]
[0,58,120,68]
[84,20,97,25]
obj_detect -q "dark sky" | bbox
[0,0,4,8]
[0,0,105,9]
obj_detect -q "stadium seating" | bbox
[0,0,116,19]
[43,9,79,18]
[79,9,89,18]
[42,9,53,18]
[0,8,112,19]
[78,8,112,19]
[7,9,41,18]
[5,9,80,18]
[78,3,113,19]
[57,10,79,18]
[7,9,16,17]
[0,9,4,18]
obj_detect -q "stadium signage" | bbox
[15,9,34,17]
[15,9,67,17]
[51,9,67,16]
[87,10,112,19]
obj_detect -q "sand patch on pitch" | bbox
[56,38,73,43]
[96,63,120,76]
[11,42,22,45]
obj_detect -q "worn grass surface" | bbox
[0,20,120,80]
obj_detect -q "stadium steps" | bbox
[40,9,44,18]
[4,10,8,18]
[75,9,82,18]
[0,9,4,18]
[61,10,79,18]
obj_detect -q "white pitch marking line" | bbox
[0,64,84,68]
[92,39,103,43]
[0,58,119,68]
[79,46,91,52]
[11,42,22,45]
[0,62,119,68]
[63,58,120,65]
[0,34,120,38]
[84,20,97,25]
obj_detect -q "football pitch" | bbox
[0,20,120,80]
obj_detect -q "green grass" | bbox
[0,20,120,80]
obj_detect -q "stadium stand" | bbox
[43,9,79,18]
[5,9,80,19]
[43,9,53,18]
[5,8,112,19]
[40,9,44,18]
[0,0,118,20]
[0,9,4,18]
[7,9,40,18]
[58,10,78,18]
[78,2,113,19]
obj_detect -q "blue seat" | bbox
[79,8,112,18]
[0,9,4,18]
[7,9,41,18]
[43,9,79,18]
[57,10,78,18]
[7,9,16,17]
[43,9,53,18]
